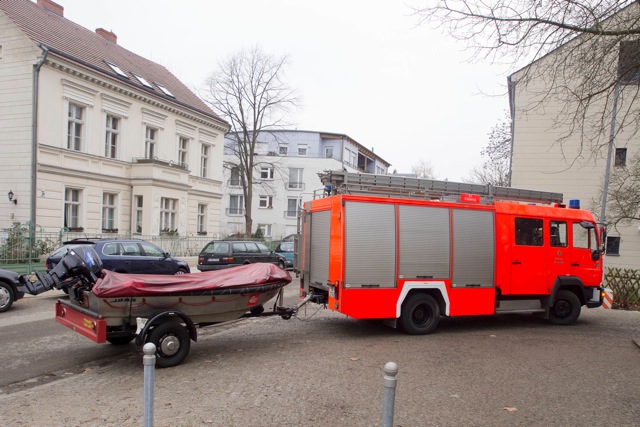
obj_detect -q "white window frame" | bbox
[102,193,117,231]
[288,168,304,190]
[201,144,210,177]
[178,136,189,167]
[260,166,275,180]
[278,145,288,155]
[286,198,298,218]
[229,166,242,187]
[197,204,207,234]
[257,223,272,238]
[64,188,82,229]
[145,126,158,159]
[160,197,177,232]
[297,145,308,156]
[67,103,85,151]
[105,114,119,158]
[259,195,274,209]
[134,195,143,234]
[229,195,244,215]
[325,147,333,159]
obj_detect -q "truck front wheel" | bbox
[549,290,581,325]
[400,293,440,335]
[147,320,191,368]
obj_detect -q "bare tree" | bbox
[594,152,640,230]
[412,1,640,157]
[203,46,299,236]
[468,111,511,186]
[411,159,436,179]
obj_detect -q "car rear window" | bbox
[51,244,89,257]
[278,242,294,252]
[256,242,271,253]
[202,242,230,255]
[232,242,247,253]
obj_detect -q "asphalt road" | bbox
[0,278,638,426]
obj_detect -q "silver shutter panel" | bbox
[452,209,495,287]
[345,202,396,288]
[398,205,450,279]
[309,210,331,287]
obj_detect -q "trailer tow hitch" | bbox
[276,292,318,320]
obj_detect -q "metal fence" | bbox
[0,224,282,274]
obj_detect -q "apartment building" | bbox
[221,130,391,239]
[0,0,229,236]
[509,3,639,269]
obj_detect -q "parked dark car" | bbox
[47,239,190,276]
[197,240,287,271]
[0,269,25,312]
[275,241,294,269]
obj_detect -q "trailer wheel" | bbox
[0,282,15,313]
[106,335,136,345]
[400,293,440,335]
[549,290,581,325]
[148,320,191,368]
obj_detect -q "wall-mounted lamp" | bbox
[7,190,17,205]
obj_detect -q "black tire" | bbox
[250,305,265,315]
[175,268,188,275]
[147,320,191,368]
[278,260,285,270]
[0,282,15,313]
[549,290,581,325]
[400,293,440,335]
[106,335,136,345]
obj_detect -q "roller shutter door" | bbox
[452,209,495,287]
[309,210,331,287]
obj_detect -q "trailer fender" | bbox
[396,281,449,318]
[135,310,197,346]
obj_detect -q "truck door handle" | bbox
[512,261,521,265]
[572,263,579,266]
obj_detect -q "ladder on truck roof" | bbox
[318,170,564,205]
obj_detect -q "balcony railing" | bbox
[284,210,298,218]
[228,179,244,187]
[226,208,245,216]
[133,157,188,170]
[287,182,305,190]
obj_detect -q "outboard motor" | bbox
[19,246,103,295]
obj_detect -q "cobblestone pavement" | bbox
[0,298,638,426]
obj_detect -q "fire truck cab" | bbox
[296,171,604,334]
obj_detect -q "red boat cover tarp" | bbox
[92,263,292,297]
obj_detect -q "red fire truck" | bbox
[295,171,605,334]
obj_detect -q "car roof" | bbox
[62,238,148,245]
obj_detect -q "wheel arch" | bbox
[550,276,586,306]
[396,281,449,318]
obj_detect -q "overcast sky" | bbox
[59,0,511,181]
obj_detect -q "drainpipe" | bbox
[507,75,516,187]
[30,44,49,254]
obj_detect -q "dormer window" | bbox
[105,61,128,78]
[155,83,175,97]
[133,73,153,89]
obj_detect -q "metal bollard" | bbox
[381,361,398,427]
[143,343,156,427]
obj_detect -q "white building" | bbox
[509,3,639,269]
[0,0,229,237]
[221,130,391,239]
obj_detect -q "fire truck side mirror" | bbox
[591,250,601,261]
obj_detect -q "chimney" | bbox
[95,28,118,44]
[37,0,64,16]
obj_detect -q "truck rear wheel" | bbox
[400,293,440,335]
[147,320,191,368]
[549,290,581,325]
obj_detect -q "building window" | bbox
[615,148,627,167]
[201,144,210,177]
[229,166,243,187]
[102,193,117,231]
[67,103,84,151]
[288,168,303,189]
[325,147,334,159]
[515,218,543,246]
[260,166,274,180]
[257,224,272,238]
[105,115,119,158]
[197,204,207,235]
[259,195,273,208]
[229,195,244,215]
[134,195,143,234]
[145,126,157,159]
[160,197,177,232]
[606,236,621,255]
[64,188,82,229]
[618,40,640,84]
[286,198,298,218]
[279,145,288,155]
[178,137,189,167]
[297,146,308,156]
